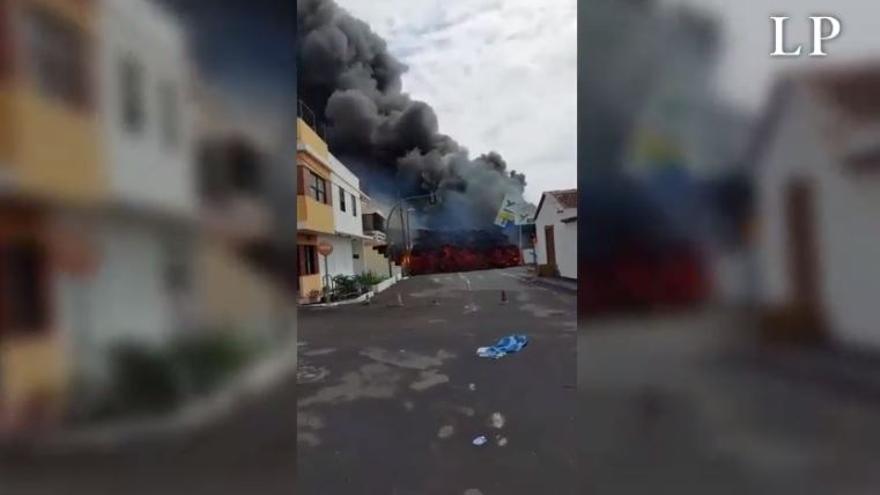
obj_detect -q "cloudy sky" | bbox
[664,0,880,112]
[336,0,577,204]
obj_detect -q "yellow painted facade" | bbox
[0,207,70,431]
[296,118,334,235]
[0,336,68,427]
[299,274,323,300]
[6,86,105,203]
[297,194,334,234]
[194,237,286,338]
[296,118,329,159]
[363,245,392,278]
[295,118,336,301]
[0,0,104,204]
[0,0,101,431]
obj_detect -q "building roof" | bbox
[746,62,880,172]
[534,189,578,221]
[810,64,880,123]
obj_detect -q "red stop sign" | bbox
[317,241,333,256]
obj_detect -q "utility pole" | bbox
[386,192,438,279]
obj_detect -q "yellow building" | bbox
[0,0,103,433]
[296,115,334,302]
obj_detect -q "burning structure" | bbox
[297,0,532,266]
[407,230,523,275]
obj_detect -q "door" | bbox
[785,178,822,321]
[545,225,557,267]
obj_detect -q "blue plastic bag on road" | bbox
[476,334,529,359]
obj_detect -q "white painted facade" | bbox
[329,154,364,238]
[57,215,195,388]
[319,154,366,280]
[755,82,880,350]
[99,0,195,216]
[317,235,359,283]
[534,192,578,279]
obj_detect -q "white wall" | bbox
[534,194,578,279]
[329,155,364,238]
[352,240,365,275]
[556,221,578,279]
[318,235,356,280]
[756,85,880,349]
[100,0,195,216]
[58,217,191,387]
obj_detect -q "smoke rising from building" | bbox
[297,0,528,229]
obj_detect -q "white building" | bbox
[753,66,880,350]
[99,0,195,216]
[62,0,197,389]
[533,189,578,279]
[318,154,367,283]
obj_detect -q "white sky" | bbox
[663,0,880,112]
[337,0,577,204]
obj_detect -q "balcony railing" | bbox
[365,230,387,245]
[297,100,326,139]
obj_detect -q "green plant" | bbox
[109,344,181,415]
[332,274,362,297]
[355,271,387,287]
[169,332,252,395]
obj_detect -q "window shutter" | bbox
[325,178,332,205]
[297,166,305,195]
[297,245,306,275]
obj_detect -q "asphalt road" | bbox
[579,310,880,495]
[0,372,300,495]
[297,267,577,495]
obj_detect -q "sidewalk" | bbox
[4,339,299,456]
[302,275,408,308]
[515,269,577,293]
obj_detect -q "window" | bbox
[23,6,89,109]
[339,186,346,212]
[120,56,145,132]
[159,81,179,149]
[352,193,357,216]
[1,241,48,333]
[298,245,318,276]
[309,172,327,203]
[230,140,260,194]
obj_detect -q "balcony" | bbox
[362,212,387,245]
[364,230,387,246]
[297,195,334,235]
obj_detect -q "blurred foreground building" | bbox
[0,0,103,433]
[753,65,880,350]
[0,0,294,434]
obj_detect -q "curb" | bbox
[302,275,410,309]
[520,276,577,294]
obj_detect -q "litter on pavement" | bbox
[472,435,488,446]
[476,334,529,359]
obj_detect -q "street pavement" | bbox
[0,369,300,495]
[580,309,880,495]
[297,267,577,495]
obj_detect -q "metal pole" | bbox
[324,254,330,293]
[518,223,522,265]
[385,192,435,279]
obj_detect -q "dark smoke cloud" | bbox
[297,0,529,229]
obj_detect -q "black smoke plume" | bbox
[297,0,528,229]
